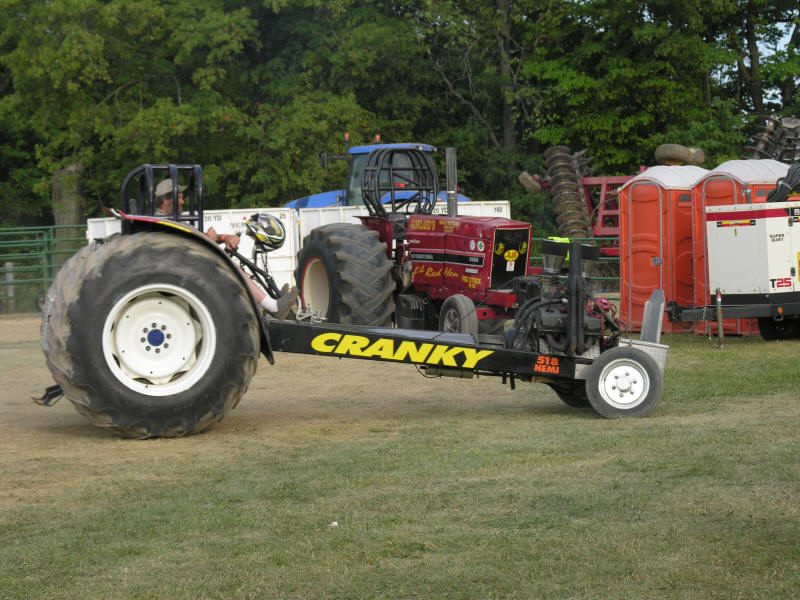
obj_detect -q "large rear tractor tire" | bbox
[295,224,395,326]
[41,232,260,438]
[585,347,663,418]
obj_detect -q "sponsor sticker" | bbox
[533,355,560,375]
[717,219,755,227]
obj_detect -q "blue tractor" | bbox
[285,142,470,209]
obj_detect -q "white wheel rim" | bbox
[597,358,650,410]
[302,258,330,316]
[101,284,216,396]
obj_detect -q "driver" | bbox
[154,178,297,319]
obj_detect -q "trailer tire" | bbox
[439,294,478,336]
[757,317,799,341]
[548,381,591,408]
[586,347,663,418]
[41,232,260,438]
[296,224,394,326]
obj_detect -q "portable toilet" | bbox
[619,165,707,332]
[691,159,788,334]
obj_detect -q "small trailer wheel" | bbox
[586,347,663,418]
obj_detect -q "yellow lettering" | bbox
[410,219,436,231]
[363,338,396,359]
[392,341,434,362]
[311,332,342,353]
[426,345,463,367]
[465,276,482,289]
[459,348,494,369]
[424,267,442,278]
[334,335,370,356]
[310,334,494,369]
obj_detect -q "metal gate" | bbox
[0,226,86,314]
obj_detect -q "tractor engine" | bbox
[504,240,622,358]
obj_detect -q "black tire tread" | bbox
[296,224,395,326]
[548,381,591,408]
[757,316,799,341]
[41,232,260,438]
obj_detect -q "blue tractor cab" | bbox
[285,143,469,209]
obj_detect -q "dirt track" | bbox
[0,314,571,490]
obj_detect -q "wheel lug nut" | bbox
[152,323,157,328]
[155,348,160,353]
[166,334,172,339]
[140,337,145,342]
[164,343,169,348]
[146,346,151,351]
[161,325,166,330]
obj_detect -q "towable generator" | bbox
[667,167,800,340]
[38,164,668,438]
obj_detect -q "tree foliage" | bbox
[0,0,797,227]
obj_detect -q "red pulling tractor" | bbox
[295,146,587,335]
[37,161,668,438]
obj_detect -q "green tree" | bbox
[243,0,450,204]
[1,0,259,220]
[1,0,799,229]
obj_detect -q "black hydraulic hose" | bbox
[508,298,562,350]
[766,164,800,203]
[509,298,545,350]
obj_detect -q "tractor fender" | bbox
[116,213,274,363]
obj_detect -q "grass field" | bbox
[1,317,799,599]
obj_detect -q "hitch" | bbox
[34,384,63,406]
